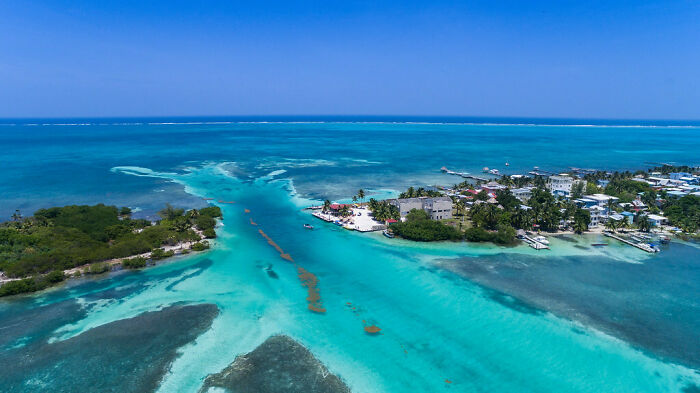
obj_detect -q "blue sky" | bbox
[1,1,699,119]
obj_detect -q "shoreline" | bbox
[0,220,218,296]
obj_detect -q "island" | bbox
[309,165,699,249]
[0,203,222,297]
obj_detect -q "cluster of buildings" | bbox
[323,168,697,232]
[630,171,700,199]
[441,168,699,230]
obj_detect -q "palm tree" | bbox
[11,209,22,222]
[637,215,651,232]
[607,198,615,215]
[352,195,358,203]
[573,217,588,234]
[357,189,365,203]
[158,204,184,220]
[323,200,331,213]
[604,218,618,232]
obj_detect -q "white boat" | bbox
[529,241,548,250]
[382,229,394,238]
[489,169,500,175]
[534,235,549,245]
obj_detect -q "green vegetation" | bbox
[464,225,517,245]
[573,209,591,233]
[191,241,210,251]
[650,164,699,175]
[0,204,221,280]
[150,248,175,261]
[399,186,442,199]
[661,195,699,232]
[604,179,653,203]
[367,198,400,222]
[0,270,65,297]
[390,209,462,241]
[87,263,110,275]
[122,256,148,269]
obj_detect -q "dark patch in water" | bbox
[266,266,279,279]
[435,243,700,369]
[573,244,590,250]
[483,287,544,316]
[0,299,86,350]
[571,327,585,335]
[0,303,219,393]
[683,384,700,393]
[200,335,350,393]
[165,258,214,291]
[554,235,578,243]
[82,283,144,301]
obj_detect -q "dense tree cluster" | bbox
[367,198,400,222]
[399,186,442,199]
[0,204,222,279]
[662,195,700,232]
[390,209,462,241]
[604,179,653,203]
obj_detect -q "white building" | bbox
[389,196,453,220]
[646,214,668,227]
[583,194,619,208]
[511,187,533,202]
[586,206,605,228]
[547,174,583,197]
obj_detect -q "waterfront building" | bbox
[646,214,668,227]
[586,206,605,228]
[389,198,423,217]
[620,211,635,224]
[422,196,454,220]
[389,196,453,220]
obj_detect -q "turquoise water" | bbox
[1,121,699,392]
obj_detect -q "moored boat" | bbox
[303,224,314,229]
[383,229,394,238]
[534,235,549,245]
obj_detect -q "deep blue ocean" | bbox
[0,118,699,392]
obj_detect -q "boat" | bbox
[482,167,489,172]
[303,224,314,230]
[591,243,608,247]
[505,162,509,166]
[383,229,394,238]
[660,235,670,244]
[489,168,500,175]
[534,235,549,245]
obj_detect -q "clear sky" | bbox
[1,1,699,119]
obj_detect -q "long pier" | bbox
[441,167,489,182]
[603,232,658,253]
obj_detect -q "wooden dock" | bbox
[517,230,549,250]
[603,232,658,253]
[441,167,489,182]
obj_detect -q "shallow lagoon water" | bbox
[1,121,700,392]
